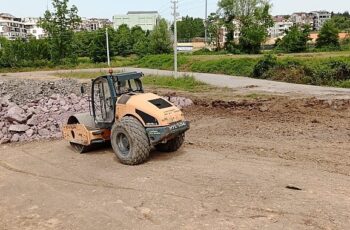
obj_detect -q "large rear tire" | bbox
[155,133,185,153]
[111,116,151,165]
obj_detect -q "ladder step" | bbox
[91,130,103,135]
[91,139,105,144]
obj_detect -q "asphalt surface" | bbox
[2,67,350,99]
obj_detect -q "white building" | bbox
[218,20,241,47]
[113,11,160,31]
[22,17,46,39]
[269,21,294,38]
[0,13,27,40]
[0,14,46,40]
[311,11,331,30]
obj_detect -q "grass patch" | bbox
[54,71,211,92]
[243,93,266,99]
[143,75,212,92]
[190,58,258,76]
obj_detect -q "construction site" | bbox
[0,69,349,229]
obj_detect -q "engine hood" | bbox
[116,93,185,127]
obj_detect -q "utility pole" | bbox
[106,28,111,67]
[171,0,178,78]
[204,0,208,46]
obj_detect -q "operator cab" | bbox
[90,72,144,129]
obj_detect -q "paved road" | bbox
[117,67,350,99]
[2,67,350,99]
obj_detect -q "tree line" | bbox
[206,0,350,54]
[0,0,172,68]
[1,0,350,69]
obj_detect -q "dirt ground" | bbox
[1,95,350,229]
[1,70,350,229]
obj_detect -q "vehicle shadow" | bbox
[71,142,186,163]
[148,148,186,162]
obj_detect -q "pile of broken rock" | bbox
[0,93,89,144]
[0,79,193,144]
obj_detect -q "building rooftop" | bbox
[127,11,158,15]
[0,13,15,19]
[311,11,331,14]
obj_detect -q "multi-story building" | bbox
[218,20,241,47]
[290,12,314,27]
[22,17,46,39]
[0,13,27,40]
[268,20,294,38]
[0,14,47,40]
[311,11,331,30]
[113,11,160,31]
[78,18,113,31]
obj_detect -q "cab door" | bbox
[92,77,115,129]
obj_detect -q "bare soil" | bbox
[1,95,349,229]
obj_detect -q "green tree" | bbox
[175,16,205,41]
[330,15,350,31]
[130,26,146,45]
[207,13,224,51]
[276,25,311,53]
[39,0,81,64]
[130,26,150,56]
[149,19,172,54]
[0,38,50,68]
[89,29,108,63]
[74,31,94,57]
[316,20,340,49]
[218,0,273,53]
[113,24,132,56]
[133,37,151,56]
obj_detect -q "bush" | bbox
[263,65,311,84]
[252,54,278,78]
[251,55,350,86]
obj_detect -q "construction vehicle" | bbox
[62,71,190,165]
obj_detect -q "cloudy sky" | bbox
[1,0,349,19]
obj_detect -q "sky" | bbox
[0,0,349,20]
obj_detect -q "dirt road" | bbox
[1,102,349,229]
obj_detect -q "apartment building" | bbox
[311,11,331,30]
[0,13,27,40]
[22,17,46,39]
[0,14,47,40]
[78,18,113,31]
[113,11,160,31]
[269,16,294,38]
[290,12,314,27]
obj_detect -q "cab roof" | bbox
[95,72,143,82]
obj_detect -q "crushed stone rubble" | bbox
[0,79,193,144]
